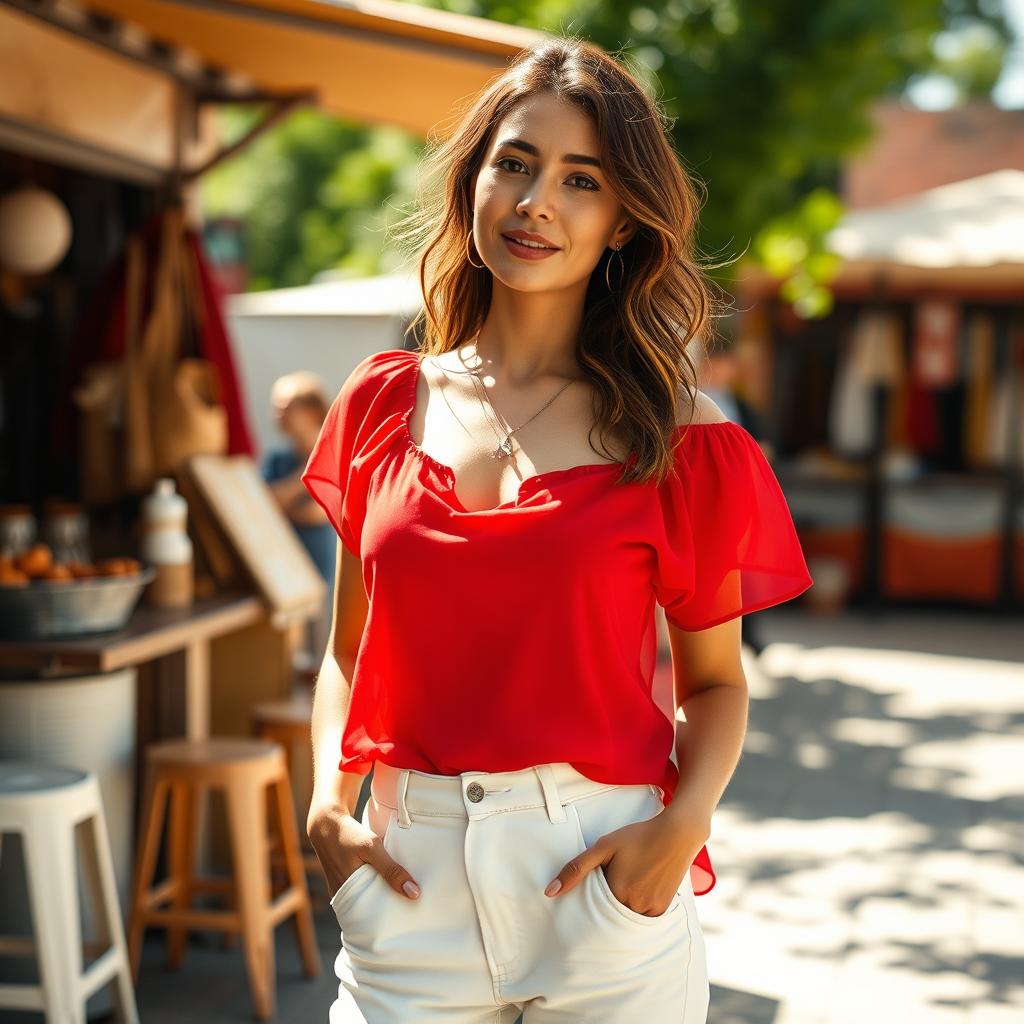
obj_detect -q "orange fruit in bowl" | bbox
[67,561,100,579]
[15,544,52,577]
[0,565,30,586]
[98,557,142,577]
[41,564,74,583]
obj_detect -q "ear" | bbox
[613,214,638,248]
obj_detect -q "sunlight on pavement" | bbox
[697,632,1024,1024]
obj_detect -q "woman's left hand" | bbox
[543,810,710,917]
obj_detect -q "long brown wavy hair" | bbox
[390,34,733,487]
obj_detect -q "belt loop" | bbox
[534,764,566,823]
[397,769,412,828]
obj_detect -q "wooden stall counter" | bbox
[0,452,332,741]
[0,590,291,742]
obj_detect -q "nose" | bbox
[516,172,556,221]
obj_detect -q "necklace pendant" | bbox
[494,436,514,459]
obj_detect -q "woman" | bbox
[301,36,813,1024]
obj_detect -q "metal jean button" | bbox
[466,781,485,803]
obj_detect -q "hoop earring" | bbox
[604,243,624,291]
[466,229,486,270]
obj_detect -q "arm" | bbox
[290,495,330,527]
[305,540,422,901]
[307,540,369,824]
[267,467,330,526]
[662,385,749,830]
[661,614,748,834]
[267,469,315,518]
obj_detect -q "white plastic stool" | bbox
[0,762,139,1023]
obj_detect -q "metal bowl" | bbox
[0,566,156,640]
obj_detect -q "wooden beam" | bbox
[184,90,316,180]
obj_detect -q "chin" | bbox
[495,273,563,293]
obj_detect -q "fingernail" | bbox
[544,879,562,897]
[403,880,420,898]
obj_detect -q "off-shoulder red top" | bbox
[301,348,814,897]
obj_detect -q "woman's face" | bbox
[469,91,635,292]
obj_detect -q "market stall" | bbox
[737,169,1024,610]
[0,2,547,1014]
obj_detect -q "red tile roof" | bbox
[842,99,1024,209]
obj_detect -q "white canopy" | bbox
[827,169,1024,269]
[227,269,423,318]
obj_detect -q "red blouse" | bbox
[301,348,814,897]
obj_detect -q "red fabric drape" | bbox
[51,208,255,462]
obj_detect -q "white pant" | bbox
[328,761,710,1023]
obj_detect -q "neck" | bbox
[472,278,589,383]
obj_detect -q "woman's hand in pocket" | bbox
[544,812,707,916]
[307,801,421,900]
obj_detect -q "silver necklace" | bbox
[435,353,576,460]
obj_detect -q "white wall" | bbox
[224,271,423,461]
[227,312,411,461]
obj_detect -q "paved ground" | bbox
[704,607,1024,1024]
[46,606,1022,1024]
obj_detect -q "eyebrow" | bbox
[496,137,603,169]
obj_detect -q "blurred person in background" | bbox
[698,341,774,658]
[263,371,337,656]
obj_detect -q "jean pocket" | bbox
[330,795,395,922]
[568,787,685,927]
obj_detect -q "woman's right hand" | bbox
[307,801,421,900]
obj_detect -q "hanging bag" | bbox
[74,207,228,502]
[146,207,227,480]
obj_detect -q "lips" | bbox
[502,235,560,260]
[502,231,559,250]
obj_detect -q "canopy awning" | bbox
[740,169,1024,300]
[76,0,547,136]
[826,169,1024,270]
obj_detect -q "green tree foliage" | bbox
[201,108,423,290]
[202,0,1012,307]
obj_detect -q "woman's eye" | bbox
[494,158,598,191]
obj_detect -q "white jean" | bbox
[327,760,710,1023]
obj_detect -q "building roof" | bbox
[841,100,1024,210]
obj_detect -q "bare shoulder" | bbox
[674,386,730,427]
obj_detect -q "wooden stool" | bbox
[127,738,320,1020]
[250,695,321,882]
[0,762,139,1023]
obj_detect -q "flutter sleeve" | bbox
[653,421,814,631]
[300,352,383,557]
